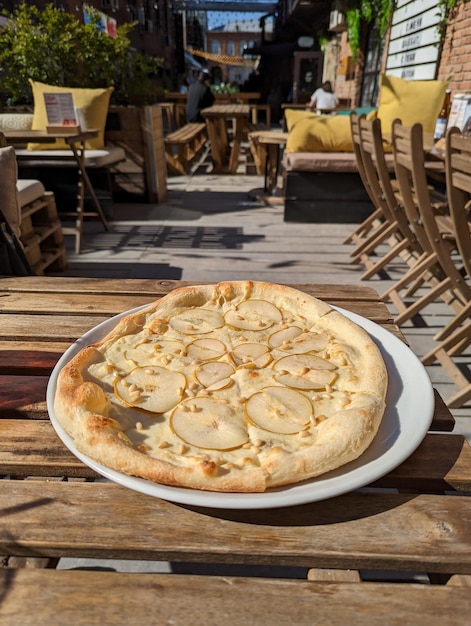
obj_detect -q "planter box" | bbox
[105,105,167,203]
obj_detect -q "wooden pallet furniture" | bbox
[105,105,167,203]
[17,184,67,275]
[164,122,207,175]
[0,277,470,623]
[283,152,375,223]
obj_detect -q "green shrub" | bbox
[0,3,165,105]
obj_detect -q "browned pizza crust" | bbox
[53,281,388,492]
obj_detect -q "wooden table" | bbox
[3,129,109,253]
[1,277,471,623]
[201,104,250,173]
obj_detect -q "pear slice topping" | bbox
[225,299,282,331]
[273,354,337,390]
[171,398,249,449]
[195,361,234,389]
[115,366,186,414]
[286,332,329,354]
[186,338,226,360]
[268,326,303,348]
[245,387,313,434]
[231,343,272,368]
[169,308,224,334]
[268,327,329,353]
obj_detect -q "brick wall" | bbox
[437,2,471,93]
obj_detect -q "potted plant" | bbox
[0,3,168,201]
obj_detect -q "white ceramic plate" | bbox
[47,304,435,510]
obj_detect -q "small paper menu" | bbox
[44,92,80,133]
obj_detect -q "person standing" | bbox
[308,81,339,113]
[186,69,215,123]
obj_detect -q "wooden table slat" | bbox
[2,570,470,625]
[1,481,470,573]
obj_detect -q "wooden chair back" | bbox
[390,120,435,256]
[392,120,471,302]
[358,115,407,230]
[345,112,384,250]
[350,112,378,210]
[445,127,471,282]
[349,113,427,285]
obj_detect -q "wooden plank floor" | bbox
[51,143,470,438]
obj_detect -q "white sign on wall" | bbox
[386,0,444,80]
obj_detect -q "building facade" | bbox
[205,17,272,87]
[273,0,471,109]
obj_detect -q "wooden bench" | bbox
[164,123,207,175]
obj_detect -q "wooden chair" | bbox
[390,121,470,327]
[343,113,385,251]
[351,113,422,285]
[421,127,471,408]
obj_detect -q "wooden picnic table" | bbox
[0,276,470,624]
[201,104,251,173]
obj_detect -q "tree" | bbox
[0,3,164,105]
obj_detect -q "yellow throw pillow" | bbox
[285,114,353,153]
[376,74,448,138]
[27,79,113,150]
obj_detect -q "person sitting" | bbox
[186,69,215,123]
[308,81,339,114]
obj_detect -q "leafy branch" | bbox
[345,0,463,60]
[346,0,396,60]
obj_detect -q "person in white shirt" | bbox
[308,81,339,113]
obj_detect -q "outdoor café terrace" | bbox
[1,62,471,623]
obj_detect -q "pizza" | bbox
[53,281,388,492]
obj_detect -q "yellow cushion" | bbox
[376,74,448,138]
[283,108,319,132]
[27,80,113,150]
[285,113,353,153]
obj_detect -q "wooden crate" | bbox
[105,105,167,203]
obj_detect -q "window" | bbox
[227,41,234,56]
[240,40,247,55]
[360,26,384,107]
[211,40,221,55]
